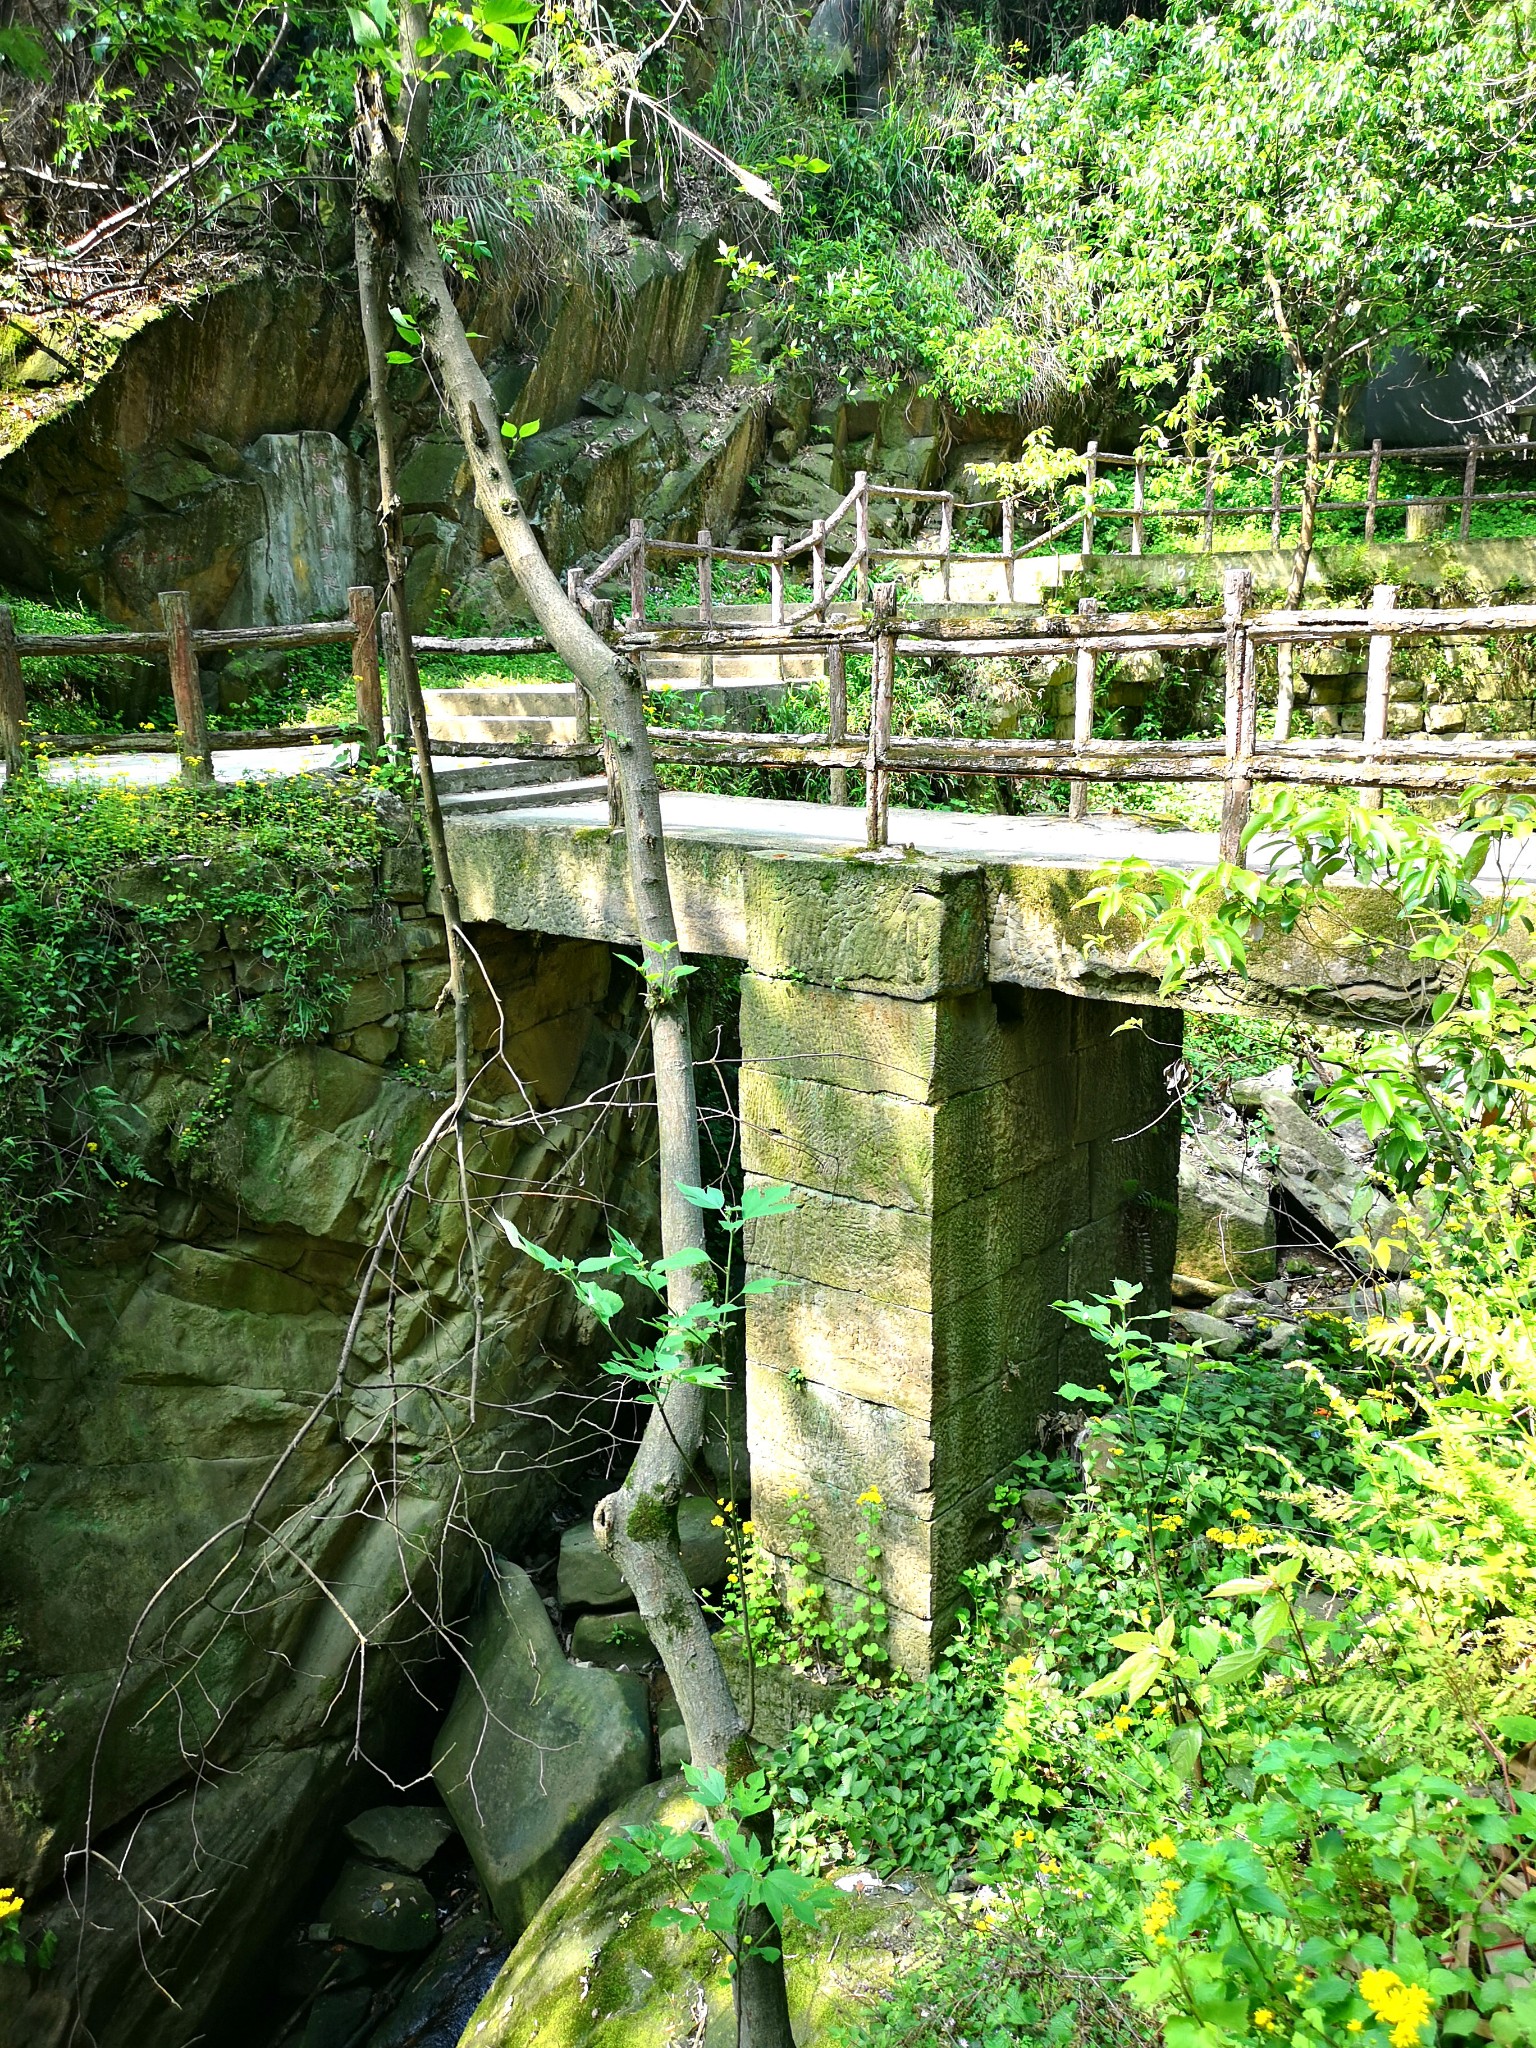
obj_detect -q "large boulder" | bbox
[463,1777,933,2047]
[431,1562,651,1939]
[556,1494,728,1613]
[1176,1123,1276,1290]
[1258,1088,1412,1273]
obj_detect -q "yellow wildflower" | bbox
[1230,1506,1251,1521]
[1358,1969,1434,2048]
[1253,2010,1275,2032]
[1140,1879,1180,1942]
[1347,2025,1363,2035]
[857,1486,882,1507]
[711,1516,725,1528]
[1146,1836,1178,1860]
[0,1888,21,1921]
[1156,1515,1183,1531]
[742,1521,754,1535]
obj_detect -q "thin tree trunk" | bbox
[1285,401,1325,608]
[359,27,795,2044]
[352,166,473,1098]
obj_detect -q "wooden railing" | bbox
[8,575,1536,879]
[408,569,1536,863]
[0,587,384,781]
[569,439,1536,622]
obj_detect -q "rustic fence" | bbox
[7,574,1536,875]
[566,438,1536,622]
[0,587,384,782]
[419,570,1536,861]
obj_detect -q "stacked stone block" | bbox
[737,850,1181,1673]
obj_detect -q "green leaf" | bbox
[0,24,50,76]
[683,1763,728,1808]
[677,1183,727,1210]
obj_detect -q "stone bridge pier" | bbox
[447,817,1186,1677]
[733,854,1181,1673]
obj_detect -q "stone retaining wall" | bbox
[1,841,659,2048]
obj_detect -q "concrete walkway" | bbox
[16,742,362,786]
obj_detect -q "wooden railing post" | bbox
[628,517,647,621]
[380,608,410,744]
[1201,453,1217,553]
[1218,566,1256,863]
[1068,596,1098,822]
[811,518,827,618]
[865,583,897,849]
[1459,445,1479,540]
[159,590,213,785]
[1358,582,1397,811]
[1082,439,1099,555]
[1364,438,1383,544]
[697,529,715,692]
[854,472,870,602]
[1131,460,1146,557]
[1270,443,1285,550]
[589,596,622,828]
[827,643,849,807]
[938,493,954,601]
[0,604,26,783]
[769,536,785,625]
[1273,642,1296,745]
[1001,495,1016,600]
[349,586,383,758]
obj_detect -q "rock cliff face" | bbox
[0,215,760,634]
[0,825,661,2048]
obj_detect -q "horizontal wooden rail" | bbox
[34,723,365,756]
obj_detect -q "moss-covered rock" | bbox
[462,1778,934,2048]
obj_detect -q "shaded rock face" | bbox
[464,1777,933,2047]
[0,849,662,2048]
[0,275,367,616]
[0,216,746,635]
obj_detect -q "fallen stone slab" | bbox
[1176,1123,1276,1291]
[432,1559,651,1940]
[1172,1310,1245,1359]
[342,1805,456,1873]
[319,1859,437,1954]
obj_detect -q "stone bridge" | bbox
[444,789,1431,1672]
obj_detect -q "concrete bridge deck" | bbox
[444,787,1449,1023]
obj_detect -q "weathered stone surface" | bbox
[569,1608,657,1669]
[744,1162,1088,1311]
[320,1859,438,1953]
[738,973,1046,1103]
[1176,1124,1277,1289]
[431,1561,651,1938]
[744,851,988,999]
[556,1495,726,1613]
[462,1778,932,2048]
[365,1908,506,2048]
[1172,1310,1245,1360]
[3,910,659,2047]
[343,1805,456,1873]
[751,1264,1053,1423]
[741,1062,1075,1214]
